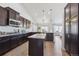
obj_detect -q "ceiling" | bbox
[21,3,66,25]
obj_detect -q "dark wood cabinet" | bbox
[0,6,8,25]
[46,33,53,41]
[19,16,24,27]
[71,3,78,18]
[29,38,44,56]
[0,33,36,55]
[0,37,11,55]
[0,34,27,55]
[65,4,70,20]
[27,20,31,28]
[25,19,31,28]
[24,19,27,28]
[19,16,31,28]
[5,7,19,20]
[64,3,79,56]
[0,6,31,27]
[10,36,18,48]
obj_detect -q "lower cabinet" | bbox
[10,36,18,48]
[65,34,71,55]
[0,33,36,55]
[0,37,11,55]
[29,38,44,56]
[65,34,68,53]
[65,34,79,56]
[70,34,78,56]
[46,33,53,41]
[0,34,28,55]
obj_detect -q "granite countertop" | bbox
[0,33,26,37]
[0,32,37,37]
[28,33,46,39]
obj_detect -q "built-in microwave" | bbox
[9,19,22,27]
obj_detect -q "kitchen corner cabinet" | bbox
[5,7,19,20]
[0,6,8,25]
[64,3,79,56]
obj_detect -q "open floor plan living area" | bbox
[0,3,78,56]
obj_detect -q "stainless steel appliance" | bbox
[9,19,22,27]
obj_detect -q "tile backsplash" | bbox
[0,26,30,34]
[0,26,16,32]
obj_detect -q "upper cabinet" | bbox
[65,4,70,21]
[0,6,31,28]
[5,7,21,27]
[23,18,31,28]
[71,3,78,18]
[19,16,31,28]
[27,20,31,28]
[25,19,31,28]
[0,6,8,26]
[5,7,20,20]
[19,16,24,27]
[65,3,78,21]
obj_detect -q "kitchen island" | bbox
[28,34,46,56]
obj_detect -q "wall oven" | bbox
[9,19,22,27]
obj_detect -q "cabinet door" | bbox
[0,37,10,55]
[71,3,78,18]
[6,7,19,20]
[24,19,27,28]
[29,39,43,56]
[46,33,53,41]
[19,16,24,27]
[65,21,71,53]
[70,16,78,55]
[0,6,8,25]
[71,34,78,56]
[10,36,18,48]
[17,35,24,45]
[16,13,20,20]
[9,10,16,19]
[65,4,70,20]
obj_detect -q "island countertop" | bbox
[28,33,46,39]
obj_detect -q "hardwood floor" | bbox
[3,41,29,56]
[3,40,69,56]
[44,41,69,56]
[44,41,54,56]
[62,49,69,56]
